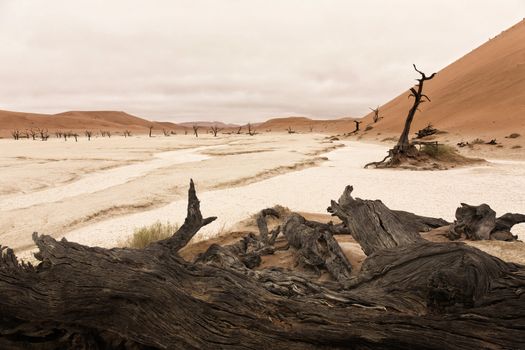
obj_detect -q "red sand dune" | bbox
[254,116,356,134]
[0,110,183,137]
[360,20,525,140]
[178,121,241,129]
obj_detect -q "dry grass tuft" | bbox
[471,138,485,145]
[124,221,179,249]
[420,144,455,160]
[507,133,521,139]
[419,144,477,165]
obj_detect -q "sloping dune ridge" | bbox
[360,19,525,139]
[0,110,183,137]
[255,116,356,133]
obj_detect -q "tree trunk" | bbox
[395,65,436,153]
[327,185,424,255]
[0,182,524,349]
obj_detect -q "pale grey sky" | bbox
[0,0,523,123]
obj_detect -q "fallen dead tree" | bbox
[0,181,524,349]
[415,123,438,138]
[447,203,525,241]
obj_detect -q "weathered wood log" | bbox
[256,208,280,244]
[155,179,217,251]
[448,203,523,241]
[494,212,525,233]
[415,123,438,139]
[199,209,352,281]
[282,213,352,280]
[0,183,524,349]
[327,185,425,255]
[391,209,449,232]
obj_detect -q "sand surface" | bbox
[0,134,523,261]
[66,140,525,246]
[0,134,335,255]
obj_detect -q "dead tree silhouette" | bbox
[370,106,380,123]
[247,123,256,136]
[365,64,436,168]
[210,125,221,137]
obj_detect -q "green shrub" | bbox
[125,221,179,249]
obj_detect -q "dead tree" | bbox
[415,123,438,138]
[149,126,154,137]
[28,128,38,140]
[162,129,170,137]
[0,182,524,349]
[38,128,49,141]
[309,125,314,132]
[286,126,296,134]
[247,123,256,136]
[192,125,199,137]
[349,120,362,134]
[72,133,79,142]
[365,64,436,168]
[123,130,131,137]
[11,130,20,140]
[55,131,62,139]
[236,126,242,134]
[370,106,380,123]
[85,130,93,141]
[210,125,221,137]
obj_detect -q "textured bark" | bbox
[494,212,525,233]
[327,185,424,255]
[282,213,353,281]
[448,203,523,241]
[391,209,449,232]
[0,183,524,349]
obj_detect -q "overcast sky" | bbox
[0,1,523,123]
